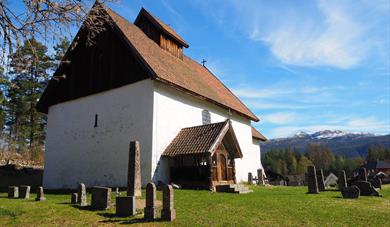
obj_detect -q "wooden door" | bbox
[217,153,227,181]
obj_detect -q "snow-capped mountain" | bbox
[262,130,390,158]
[291,130,376,140]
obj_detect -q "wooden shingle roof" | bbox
[251,126,268,141]
[162,120,242,158]
[104,6,259,122]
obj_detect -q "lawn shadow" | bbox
[57,202,71,205]
[97,212,166,225]
[333,196,344,199]
[71,205,95,212]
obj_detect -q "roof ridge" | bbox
[181,120,228,130]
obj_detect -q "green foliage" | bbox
[263,147,312,175]
[367,144,390,161]
[0,37,69,162]
[263,144,367,177]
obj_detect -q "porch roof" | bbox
[162,120,242,158]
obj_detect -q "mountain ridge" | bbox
[262,130,390,158]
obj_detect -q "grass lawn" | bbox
[0,185,389,226]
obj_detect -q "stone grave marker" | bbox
[358,168,367,181]
[19,185,30,199]
[144,183,157,220]
[35,186,46,201]
[338,170,347,191]
[307,166,319,194]
[161,185,176,222]
[370,178,382,189]
[316,169,326,191]
[351,181,380,196]
[341,185,360,199]
[116,196,136,217]
[71,193,78,204]
[8,186,18,198]
[91,186,111,210]
[257,169,264,185]
[77,183,87,206]
[127,141,141,197]
[248,172,253,185]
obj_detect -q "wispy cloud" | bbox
[262,112,298,124]
[195,0,389,69]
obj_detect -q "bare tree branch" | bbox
[0,0,117,61]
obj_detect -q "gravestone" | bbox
[358,168,367,181]
[257,169,264,185]
[127,141,141,197]
[8,186,18,198]
[71,193,78,204]
[316,169,326,191]
[370,178,382,189]
[19,185,30,199]
[341,185,360,199]
[307,166,319,194]
[77,183,87,206]
[338,170,347,190]
[116,196,136,217]
[161,185,176,221]
[91,186,111,210]
[35,186,46,201]
[351,181,380,196]
[144,183,157,220]
[248,172,253,185]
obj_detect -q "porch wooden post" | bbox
[232,159,237,184]
[208,155,214,191]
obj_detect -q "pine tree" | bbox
[6,38,53,157]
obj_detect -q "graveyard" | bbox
[0,185,389,226]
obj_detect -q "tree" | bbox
[53,37,70,64]
[0,0,115,60]
[6,38,52,157]
[305,144,335,170]
[296,156,312,174]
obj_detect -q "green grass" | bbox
[0,185,389,226]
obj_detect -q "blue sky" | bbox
[108,0,389,139]
[12,0,390,139]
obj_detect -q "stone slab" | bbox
[8,186,18,198]
[351,181,380,196]
[116,196,136,217]
[127,141,141,197]
[341,185,360,199]
[91,186,111,210]
[19,185,30,199]
[35,186,45,201]
[307,166,319,194]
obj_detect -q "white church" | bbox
[37,4,267,190]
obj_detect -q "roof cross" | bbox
[201,59,207,67]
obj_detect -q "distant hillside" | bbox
[262,130,390,158]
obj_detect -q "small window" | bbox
[202,109,211,125]
[94,114,98,128]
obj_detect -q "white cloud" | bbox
[257,0,368,69]
[263,112,298,124]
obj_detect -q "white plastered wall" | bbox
[43,80,154,189]
[151,82,263,183]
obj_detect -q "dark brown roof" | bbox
[104,6,259,122]
[162,120,242,158]
[134,8,189,48]
[251,126,268,141]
